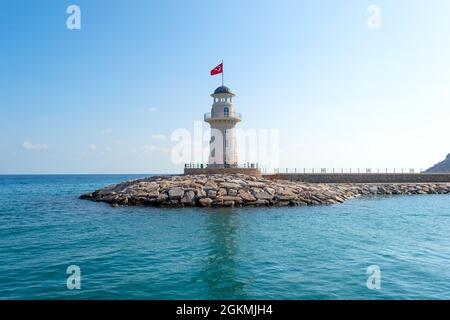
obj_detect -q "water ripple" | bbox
[0,175,449,299]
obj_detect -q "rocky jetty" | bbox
[79,174,450,208]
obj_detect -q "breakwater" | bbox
[80,174,450,208]
[265,173,450,183]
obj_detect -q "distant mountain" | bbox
[425,154,450,173]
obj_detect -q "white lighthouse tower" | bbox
[204,86,241,168]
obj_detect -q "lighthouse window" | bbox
[224,107,229,117]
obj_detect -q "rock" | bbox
[220,182,241,189]
[274,194,297,201]
[289,200,307,206]
[147,190,159,198]
[253,190,273,201]
[263,187,276,195]
[212,198,224,206]
[246,181,267,188]
[230,179,247,186]
[207,190,217,199]
[332,196,345,203]
[217,196,243,203]
[238,190,256,202]
[309,195,323,204]
[168,200,182,207]
[199,198,213,207]
[181,190,196,204]
[275,201,290,207]
[223,201,235,207]
[249,200,269,206]
[79,192,93,199]
[103,194,119,203]
[196,188,207,198]
[157,193,168,202]
[369,186,378,194]
[168,188,184,200]
[204,180,218,190]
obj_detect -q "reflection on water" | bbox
[202,209,247,299]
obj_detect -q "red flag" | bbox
[210,63,223,76]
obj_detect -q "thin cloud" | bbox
[143,145,158,151]
[151,133,167,141]
[89,144,97,150]
[135,145,171,154]
[22,141,48,150]
[101,128,113,135]
[148,107,157,113]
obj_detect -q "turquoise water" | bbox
[0,175,449,300]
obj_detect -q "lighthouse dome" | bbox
[214,86,233,94]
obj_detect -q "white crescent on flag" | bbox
[210,63,223,76]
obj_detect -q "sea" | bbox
[0,174,449,300]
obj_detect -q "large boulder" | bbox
[180,190,196,204]
[252,190,273,201]
[168,188,184,200]
[207,190,217,199]
[216,196,243,204]
[199,198,213,207]
[238,190,256,202]
[219,182,241,189]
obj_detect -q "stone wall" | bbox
[264,173,450,183]
[184,167,261,176]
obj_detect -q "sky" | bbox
[1,0,450,174]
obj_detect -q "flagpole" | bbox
[221,60,224,87]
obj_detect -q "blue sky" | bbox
[1,0,449,174]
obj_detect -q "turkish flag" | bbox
[210,63,223,76]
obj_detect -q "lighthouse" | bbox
[204,85,241,168]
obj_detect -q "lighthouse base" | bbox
[184,167,261,176]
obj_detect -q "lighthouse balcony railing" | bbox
[204,112,242,121]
